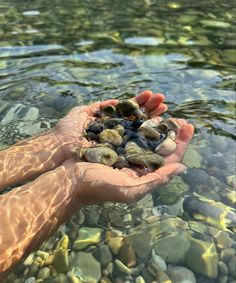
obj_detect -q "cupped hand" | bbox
[54,91,167,157]
[70,120,194,206]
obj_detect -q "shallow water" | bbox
[0,0,235,282]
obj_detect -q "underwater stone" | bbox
[183,148,203,168]
[114,124,125,136]
[84,147,118,166]
[94,244,112,267]
[220,248,235,262]
[218,261,228,275]
[154,137,177,156]
[116,99,139,116]
[52,248,69,273]
[37,267,51,279]
[138,125,161,140]
[152,176,189,205]
[185,237,219,278]
[118,238,137,267]
[74,252,101,283]
[153,233,190,264]
[73,227,102,250]
[135,276,146,283]
[102,105,116,116]
[167,265,196,283]
[99,129,123,146]
[127,153,164,170]
[150,250,167,272]
[87,122,105,134]
[125,141,146,155]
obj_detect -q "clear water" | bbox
[0,0,235,282]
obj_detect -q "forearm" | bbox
[0,131,72,191]
[0,161,79,275]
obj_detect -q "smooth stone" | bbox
[125,141,146,155]
[1,103,39,124]
[87,122,105,134]
[53,248,69,273]
[118,238,137,267]
[167,130,176,140]
[220,248,235,262]
[140,119,158,128]
[109,207,133,228]
[183,194,236,230]
[227,255,236,278]
[115,259,144,276]
[156,122,169,134]
[94,244,112,267]
[167,265,196,283]
[226,175,236,188]
[126,232,152,261]
[84,147,118,166]
[84,205,101,226]
[24,278,36,283]
[116,99,139,116]
[155,270,171,282]
[103,262,114,276]
[127,153,164,169]
[100,276,112,283]
[183,147,203,168]
[135,276,146,283]
[185,237,218,278]
[218,275,228,283]
[74,252,101,283]
[155,137,177,156]
[152,176,189,205]
[154,233,190,264]
[56,234,69,249]
[139,125,161,140]
[200,20,231,28]
[52,274,69,283]
[73,227,102,250]
[150,250,167,272]
[165,119,180,133]
[218,261,228,275]
[37,267,50,279]
[214,231,233,249]
[99,129,123,146]
[107,231,124,255]
[102,105,116,115]
[114,124,125,136]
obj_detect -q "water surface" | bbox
[0,0,235,282]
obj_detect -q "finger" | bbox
[144,93,165,112]
[135,90,153,106]
[165,123,194,164]
[150,103,168,117]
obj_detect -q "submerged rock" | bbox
[83,147,118,166]
[99,129,123,146]
[73,227,102,250]
[185,237,219,278]
[167,265,196,283]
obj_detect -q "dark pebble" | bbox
[88,122,105,134]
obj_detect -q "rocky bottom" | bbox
[6,169,236,283]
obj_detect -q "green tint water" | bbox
[0,0,235,282]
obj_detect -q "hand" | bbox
[54,90,168,158]
[69,119,194,206]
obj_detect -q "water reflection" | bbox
[0,0,235,282]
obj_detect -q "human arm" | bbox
[0,91,166,191]
[0,120,194,276]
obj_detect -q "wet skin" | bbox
[0,91,194,277]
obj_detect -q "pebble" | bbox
[167,265,196,283]
[99,129,123,146]
[185,237,218,278]
[94,244,112,267]
[155,137,177,156]
[218,261,228,275]
[73,227,102,250]
[37,267,50,279]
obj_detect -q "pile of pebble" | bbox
[76,99,179,171]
